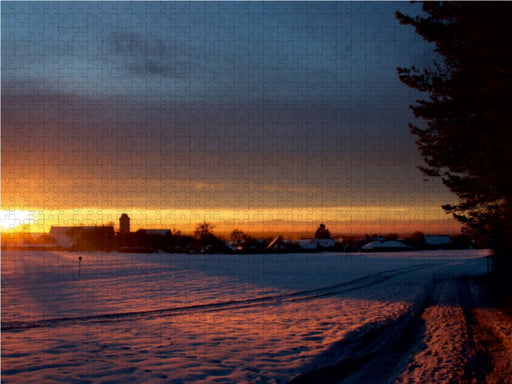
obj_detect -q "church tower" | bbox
[119,213,130,234]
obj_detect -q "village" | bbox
[2,213,480,254]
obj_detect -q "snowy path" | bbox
[3,249,507,383]
[291,273,512,384]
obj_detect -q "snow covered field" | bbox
[1,249,494,383]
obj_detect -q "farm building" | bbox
[49,226,115,251]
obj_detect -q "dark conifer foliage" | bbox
[396,2,512,270]
[314,224,331,239]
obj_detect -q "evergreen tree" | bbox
[396,2,512,270]
[314,224,331,239]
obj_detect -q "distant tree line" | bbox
[112,223,478,254]
[118,222,237,254]
[11,222,483,254]
[65,226,116,252]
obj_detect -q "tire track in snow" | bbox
[289,272,500,384]
[2,263,435,332]
[289,279,431,384]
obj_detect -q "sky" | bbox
[1,1,461,237]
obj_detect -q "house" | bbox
[266,236,284,251]
[297,239,318,250]
[424,235,452,249]
[118,229,173,253]
[315,238,336,249]
[49,226,86,248]
[361,240,411,252]
[298,238,336,250]
[49,226,115,250]
[136,229,172,237]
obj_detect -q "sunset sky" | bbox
[1,1,461,237]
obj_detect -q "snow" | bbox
[0,249,498,383]
[361,240,410,250]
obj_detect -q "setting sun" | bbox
[0,210,35,231]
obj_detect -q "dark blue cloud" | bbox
[2,1,433,103]
[108,31,193,79]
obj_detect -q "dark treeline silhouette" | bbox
[112,225,476,254]
[118,223,233,254]
[4,220,483,253]
[66,226,115,252]
[4,220,485,253]
[397,2,512,273]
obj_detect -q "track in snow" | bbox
[289,273,512,384]
[2,263,435,332]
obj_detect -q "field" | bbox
[3,249,511,383]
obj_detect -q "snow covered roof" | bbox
[298,239,317,249]
[297,238,336,249]
[425,235,451,245]
[362,240,410,251]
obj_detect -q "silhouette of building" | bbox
[119,213,130,234]
[136,229,171,237]
[424,235,452,249]
[49,226,115,251]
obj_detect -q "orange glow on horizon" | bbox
[0,206,461,238]
[0,210,37,233]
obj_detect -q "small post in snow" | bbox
[78,256,82,279]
